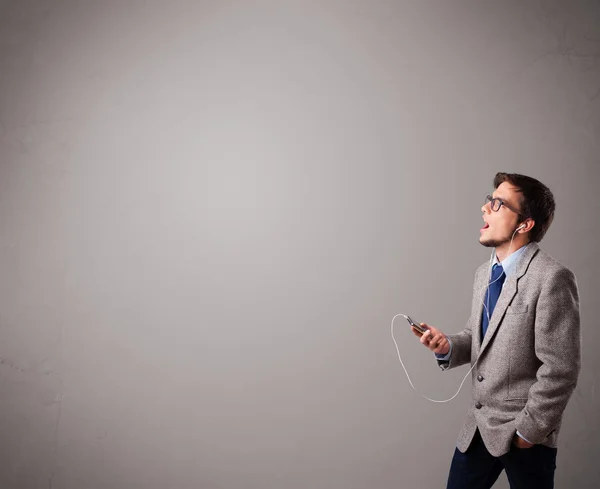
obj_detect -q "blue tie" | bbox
[482,263,505,338]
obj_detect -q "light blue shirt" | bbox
[435,244,533,443]
[491,243,529,278]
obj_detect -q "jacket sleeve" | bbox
[440,327,473,370]
[515,267,581,443]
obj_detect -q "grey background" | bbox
[0,1,598,488]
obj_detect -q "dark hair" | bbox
[493,172,555,243]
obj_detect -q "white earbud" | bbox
[517,223,526,231]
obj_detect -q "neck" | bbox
[495,238,529,262]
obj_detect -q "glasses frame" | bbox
[484,195,523,217]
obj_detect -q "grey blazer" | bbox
[440,243,581,457]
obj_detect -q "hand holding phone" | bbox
[404,315,450,355]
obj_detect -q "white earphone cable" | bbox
[391,225,523,403]
[391,313,478,403]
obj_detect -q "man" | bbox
[413,173,581,489]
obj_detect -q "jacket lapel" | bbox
[478,243,540,356]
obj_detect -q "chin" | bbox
[480,237,498,248]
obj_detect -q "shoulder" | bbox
[472,260,491,289]
[474,259,490,277]
[530,247,576,279]
[526,247,578,291]
[476,260,489,275]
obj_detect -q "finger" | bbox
[420,330,432,345]
[421,323,435,339]
[429,333,443,349]
[434,337,448,354]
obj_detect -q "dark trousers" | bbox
[446,429,557,489]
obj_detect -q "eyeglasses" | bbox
[484,195,522,216]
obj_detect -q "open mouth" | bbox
[481,222,490,231]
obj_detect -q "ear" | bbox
[518,219,535,233]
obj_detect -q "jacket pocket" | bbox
[506,304,528,314]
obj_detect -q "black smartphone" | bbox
[405,315,428,335]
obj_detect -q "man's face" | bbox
[480,182,523,248]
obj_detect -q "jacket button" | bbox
[477,375,484,382]
[475,402,482,409]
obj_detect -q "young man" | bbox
[413,173,581,489]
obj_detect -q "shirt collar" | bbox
[493,243,530,277]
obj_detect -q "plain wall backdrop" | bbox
[1,1,599,488]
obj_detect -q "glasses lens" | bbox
[485,195,500,211]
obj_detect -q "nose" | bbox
[481,201,491,214]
